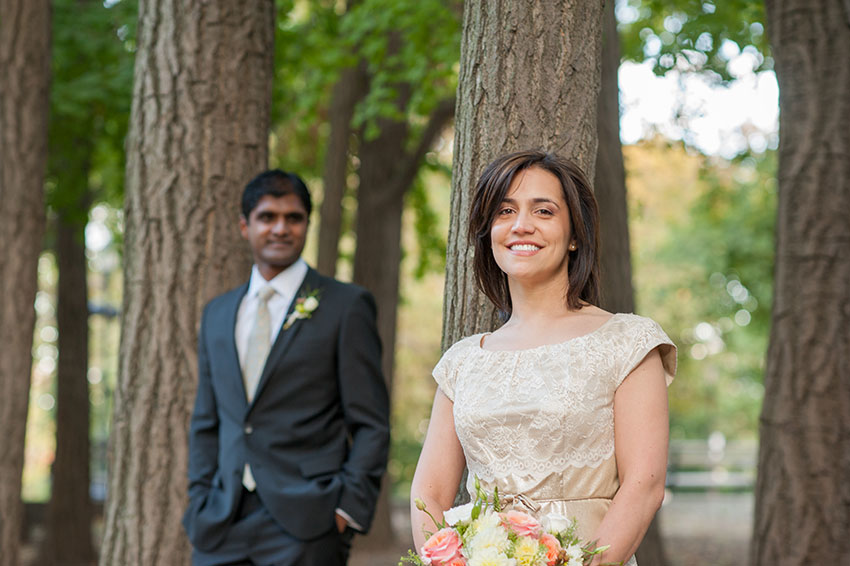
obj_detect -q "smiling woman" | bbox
[410,150,677,566]
[468,150,600,314]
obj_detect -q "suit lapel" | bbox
[215,282,250,410]
[249,267,323,408]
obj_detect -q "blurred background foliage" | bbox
[23,0,775,503]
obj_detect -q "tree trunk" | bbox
[352,93,455,547]
[43,196,96,565]
[443,0,604,348]
[752,1,850,564]
[594,3,668,564]
[98,2,274,564]
[0,0,51,561]
[317,61,367,277]
[595,0,634,317]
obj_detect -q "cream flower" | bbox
[468,547,517,566]
[541,513,571,535]
[444,502,475,526]
[468,524,510,555]
[512,536,542,566]
[564,544,583,566]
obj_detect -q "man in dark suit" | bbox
[183,170,390,565]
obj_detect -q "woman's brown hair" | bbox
[468,150,601,314]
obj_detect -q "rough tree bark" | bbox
[43,190,96,566]
[316,61,368,277]
[593,3,668,565]
[752,1,850,564]
[442,0,604,348]
[0,0,51,562]
[98,2,274,564]
[352,96,455,547]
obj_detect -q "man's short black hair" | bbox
[241,169,312,220]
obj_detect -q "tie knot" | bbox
[257,285,276,303]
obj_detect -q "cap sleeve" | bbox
[617,316,677,388]
[431,335,479,402]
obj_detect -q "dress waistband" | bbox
[499,493,611,514]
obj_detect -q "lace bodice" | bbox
[434,313,676,484]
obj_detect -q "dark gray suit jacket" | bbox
[182,267,390,552]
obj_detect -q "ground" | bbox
[20,491,750,565]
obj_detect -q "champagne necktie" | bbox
[242,286,276,491]
[242,285,277,403]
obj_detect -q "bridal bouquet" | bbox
[402,479,611,566]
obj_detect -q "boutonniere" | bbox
[283,288,320,330]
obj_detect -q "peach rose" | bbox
[540,532,562,566]
[500,510,542,538]
[421,527,464,565]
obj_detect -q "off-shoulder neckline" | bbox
[475,312,626,353]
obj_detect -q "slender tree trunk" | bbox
[752,1,850,564]
[443,0,604,348]
[594,3,668,564]
[43,190,96,566]
[98,2,274,564]
[317,61,367,277]
[595,1,634,316]
[352,95,455,547]
[0,0,51,561]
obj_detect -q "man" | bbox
[183,170,390,565]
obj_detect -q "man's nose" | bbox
[271,218,288,234]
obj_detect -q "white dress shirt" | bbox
[234,258,361,531]
[235,259,308,370]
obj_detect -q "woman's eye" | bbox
[536,208,554,215]
[498,208,514,215]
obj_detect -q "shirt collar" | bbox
[246,258,309,300]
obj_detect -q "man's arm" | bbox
[334,289,391,532]
[187,308,220,502]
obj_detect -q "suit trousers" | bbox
[191,487,354,566]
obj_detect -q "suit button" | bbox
[244,424,253,435]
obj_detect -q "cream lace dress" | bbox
[432,313,676,566]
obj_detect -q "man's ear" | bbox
[239,215,249,239]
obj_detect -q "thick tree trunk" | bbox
[752,1,850,564]
[443,0,603,348]
[98,2,274,564]
[594,4,668,565]
[0,0,51,561]
[317,61,367,277]
[44,201,96,565]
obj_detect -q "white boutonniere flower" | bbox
[283,289,320,330]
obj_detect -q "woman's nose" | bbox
[511,210,534,233]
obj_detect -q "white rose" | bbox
[303,296,319,311]
[542,513,571,534]
[443,502,474,526]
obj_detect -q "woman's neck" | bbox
[506,277,572,325]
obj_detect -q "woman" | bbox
[410,150,676,565]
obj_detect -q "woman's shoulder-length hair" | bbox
[467,149,601,313]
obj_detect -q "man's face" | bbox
[240,193,309,280]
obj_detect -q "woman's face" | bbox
[490,166,574,285]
